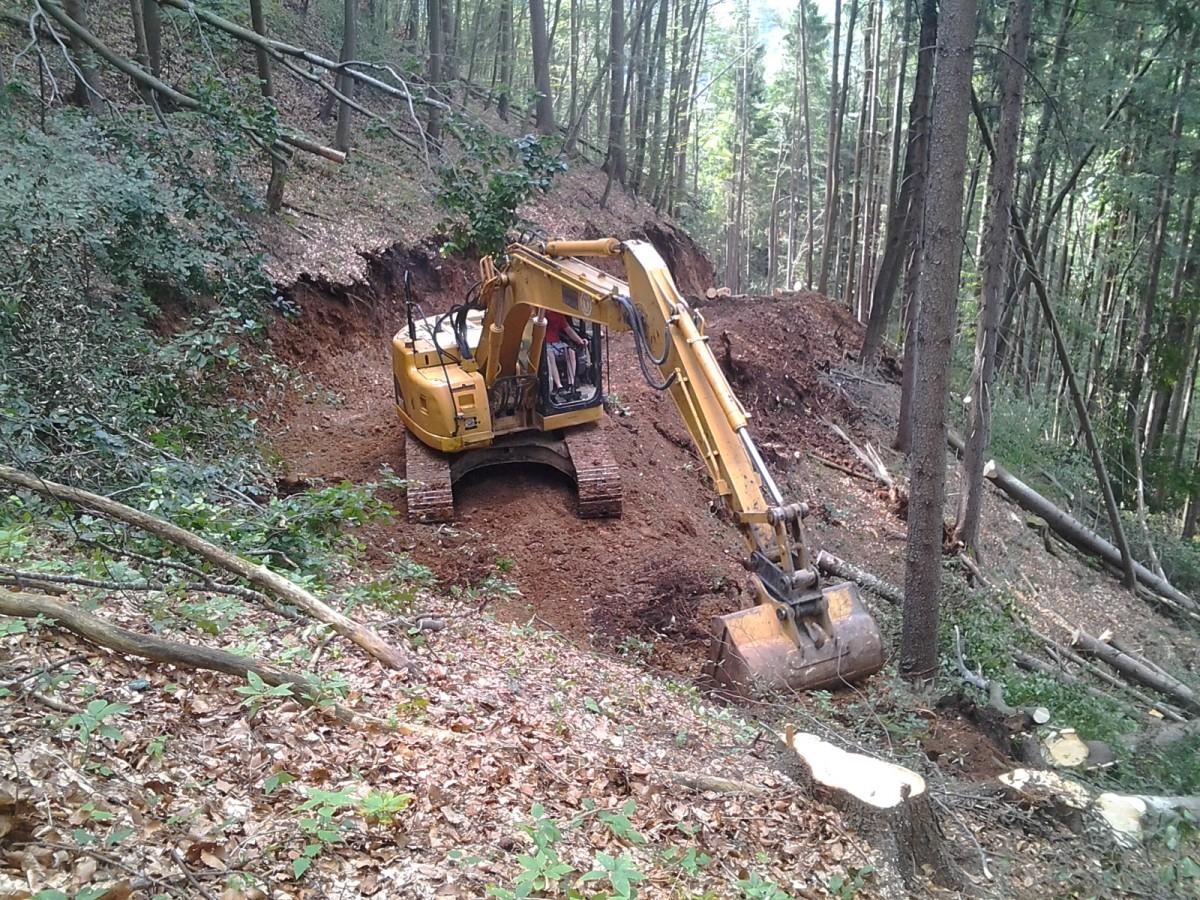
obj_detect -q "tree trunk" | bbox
[529,0,555,133]
[334,0,357,152]
[901,0,977,680]
[861,0,936,366]
[844,0,876,319]
[782,731,958,889]
[142,0,162,76]
[798,0,816,289]
[1183,432,1200,539]
[62,0,104,114]
[817,0,860,300]
[856,0,883,322]
[640,0,670,194]
[1073,630,1200,713]
[953,0,1031,554]
[817,0,843,298]
[1126,53,1191,453]
[247,0,285,213]
[1163,167,1199,463]
[497,0,513,119]
[248,0,273,96]
[426,0,444,139]
[127,0,153,103]
[603,0,627,185]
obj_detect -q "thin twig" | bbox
[169,848,220,900]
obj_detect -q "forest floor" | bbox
[4,172,1200,898]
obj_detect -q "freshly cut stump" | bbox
[783,732,957,890]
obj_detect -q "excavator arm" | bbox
[473,238,884,694]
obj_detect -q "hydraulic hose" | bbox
[614,294,677,392]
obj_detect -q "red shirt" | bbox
[545,311,568,344]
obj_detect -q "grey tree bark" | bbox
[953,0,1031,554]
[62,0,104,114]
[142,0,161,76]
[860,0,936,366]
[901,0,978,680]
[334,0,357,152]
[427,0,444,140]
[529,0,555,133]
[604,0,627,184]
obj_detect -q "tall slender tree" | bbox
[334,0,357,152]
[953,0,1032,554]
[530,0,556,133]
[862,0,937,366]
[902,0,978,680]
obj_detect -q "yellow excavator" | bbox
[391,237,883,694]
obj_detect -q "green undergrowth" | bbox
[937,576,1200,795]
[0,86,290,479]
[979,388,1200,599]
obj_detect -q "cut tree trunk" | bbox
[0,465,414,673]
[0,589,351,722]
[1000,768,1200,846]
[780,730,958,890]
[979,459,1197,612]
[1072,629,1200,714]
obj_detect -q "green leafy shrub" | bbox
[436,128,566,256]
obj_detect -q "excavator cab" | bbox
[538,318,604,414]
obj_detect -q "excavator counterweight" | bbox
[390,238,884,695]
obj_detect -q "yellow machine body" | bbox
[390,238,884,695]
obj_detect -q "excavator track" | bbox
[404,433,455,523]
[564,425,623,518]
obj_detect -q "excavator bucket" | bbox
[705,583,885,695]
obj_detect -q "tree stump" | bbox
[781,731,959,890]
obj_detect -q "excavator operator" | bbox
[545,310,587,403]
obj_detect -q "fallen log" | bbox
[38,0,342,164]
[1106,635,1176,682]
[0,465,415,674]
[979,459,1197,611]
[1026,626,1190,721]
[1014,651,1149,722]
[1072,630,1200,715]
[1000,768,1200,846]
[816,551,903,605]
[0,589,352,722]
[780,729,958,890]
